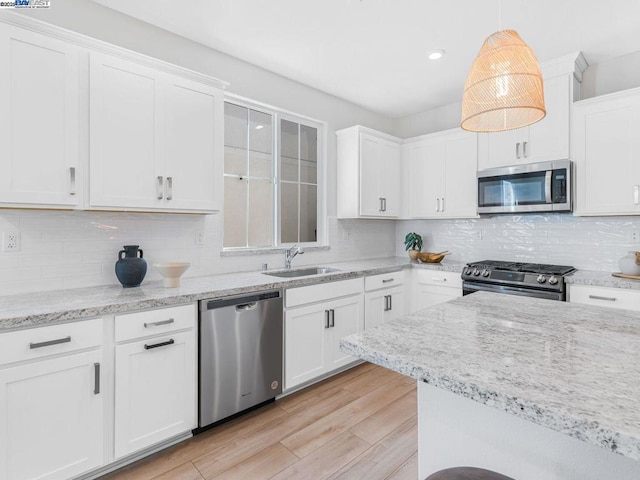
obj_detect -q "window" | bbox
[223,100,323,249]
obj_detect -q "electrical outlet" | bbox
[195,230,206,246]
[2,231,20,252]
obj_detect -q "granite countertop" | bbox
[341,291,640,461]
[0,256,467,332]
[566,269,640,290]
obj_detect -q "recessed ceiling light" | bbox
[428,49,446,61]
[255,125,264,130]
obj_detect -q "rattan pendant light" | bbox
[461,29,546,132]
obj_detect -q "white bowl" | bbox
[153,262,191,288]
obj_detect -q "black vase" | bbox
[115,245,147,288]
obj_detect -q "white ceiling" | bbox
[94,0,640,118]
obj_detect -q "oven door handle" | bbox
[463,281,563,301]
[545,170,552,204]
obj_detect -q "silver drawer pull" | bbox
[588,295,617,302]
[94,363,101,395]
[69,167,76,195]
[166,176,173,201]
[324,310,330,329]
[144,318,174,328]
[431,277,447,282]
[382,278,394,283]
[30,336,71,349]
[157,176,164,200]
[144,339,175,350]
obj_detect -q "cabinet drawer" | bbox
[365,271,405,291]
[0,318,103,366]
[286,278,364,308]
[569,285,640,311]
[115,303,196,342]
[415,269,462,288]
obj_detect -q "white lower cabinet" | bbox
[114,304,197,459]
[0,320,104,480]
[364,271,407,330]
[412,269,462,311]
[569,285,640,311]
[284,278,364,390]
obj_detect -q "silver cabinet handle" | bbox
[30,336,71,349]
[441,197,445,212]
[382,278,394,283]
[324,310,330,329]
[382,198,387,212]
[516,142,521,159]
[588,295,617,302]
[166,176,173,200]
[634,185,639,205]
[144,339,175,350]
[388,294,392,311]
[329,309,335,328]
[384,294,392,312]
[431,277,447,282]
[144,318,174,328]
[157,176,164,200]
[94,363,101,395]
[436,197,440,212]
[523,141,528,158]
[379,197,384,212]
[69,167,76,195]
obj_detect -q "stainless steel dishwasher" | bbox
[198,290,283,428]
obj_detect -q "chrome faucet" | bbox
[284,245,304,269]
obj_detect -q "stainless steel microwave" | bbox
[477,160,571,214]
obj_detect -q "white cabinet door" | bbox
[364,286,406,330]
[327,294,364,371]
[527,75,570,162]
[284,304,328,389]
[442,131,478,218]
[114,330,196,458]
[89,52,161,210]
[573,89,640,215]
[161,74,223,211]
[478,74,572,170]
[359,133,401,217]
[405,129,477,219]
[405,139,443,218]
[414,285,460,311]
[0,351,103,480]
[337,126,401,218]
[0,25,80,207]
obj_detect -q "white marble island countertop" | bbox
[341,291,640,461]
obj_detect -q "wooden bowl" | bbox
[417,252,445,263]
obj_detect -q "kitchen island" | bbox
[341,291,640,479]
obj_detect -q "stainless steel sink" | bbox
[263,267,341,278]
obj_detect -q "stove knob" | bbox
[548,275,558,285]
[473,269,481,276]
[536,275,546,284]
[482,269,490,277]
[464,268,472,275]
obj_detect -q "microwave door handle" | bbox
[545,171,552,204]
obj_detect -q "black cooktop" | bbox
[467,260,576,276]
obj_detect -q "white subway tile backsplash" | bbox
[397,214,640,271]
[0,211,396,296]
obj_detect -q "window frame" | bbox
[223,94,327,251]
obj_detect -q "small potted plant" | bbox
[404,232,423,260]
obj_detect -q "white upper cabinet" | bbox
[0,24,81,208]
[478,54,586,171]
[403,128,478,219]
[337,126,401,218]
[90,52,224,212]
[573,87,640,216]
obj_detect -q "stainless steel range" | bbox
[461,260,576,301]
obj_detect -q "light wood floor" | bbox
[102,363,418,480]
